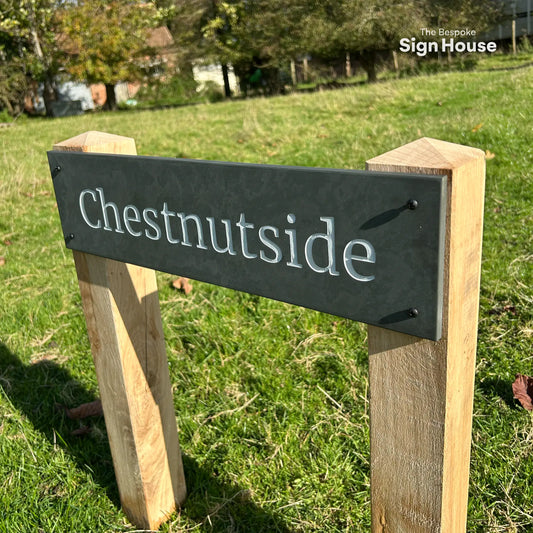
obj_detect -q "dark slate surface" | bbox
[48,151,446,340]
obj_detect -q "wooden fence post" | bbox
[366,138,485,532]
[54,131,186,530]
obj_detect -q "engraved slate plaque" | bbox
[48,151,447,340]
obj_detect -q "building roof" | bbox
[146,26,174,49]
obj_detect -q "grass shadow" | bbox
[478,377,518,409]
[0,342,292,532]
[180,454,292,532]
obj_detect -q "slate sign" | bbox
[47,151,447,340]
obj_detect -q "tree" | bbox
[427,0,504,32]
[298,0,427,83]
[160,0,237,97]
[300,0,504,83]
[0,29,28,115]
[59,0,161,110]
[0,0,65,115]
[162,0,505,94]
[223,0,310,94]
[165,0,309,96]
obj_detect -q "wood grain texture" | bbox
[54,132,186,530]
[366,138,485,532]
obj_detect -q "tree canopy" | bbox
[0,0,65,114]
[59,0,161,109]
[161,0,503,90]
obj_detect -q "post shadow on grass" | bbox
[0,341,121,506]
[0,342,292,532]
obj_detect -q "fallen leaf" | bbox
[512,374,533,411]
[172,276,193,295]
[485,150,495,160]
[0,257,5,266]
[3,239,12,246]
[63,400,103,420]
[71,426,92,437]
[471,123,483,133]
[489,304,516,316]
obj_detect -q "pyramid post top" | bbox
[366,137,485,172]
[53,131,136,154]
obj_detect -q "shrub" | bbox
[199,81,225,103]
[136,74,199,107]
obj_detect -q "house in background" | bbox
[25,79,94,116]
[26,25,237,115]
[192,63,238,94]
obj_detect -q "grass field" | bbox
[0,52,532,532]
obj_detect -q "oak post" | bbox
[366,138,485,532]
[54,131,186,530]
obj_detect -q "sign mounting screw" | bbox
[407,199,418,210]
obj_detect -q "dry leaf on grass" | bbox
[485,150,495,160]
[489,304,516,316]
[0,257,5,266]
[71,426,92,437]
[172,276,193,295]
[512,374,533,411]
[62,400,103,419]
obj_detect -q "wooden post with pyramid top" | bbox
[366,138,485,532]
[53,132,186,530]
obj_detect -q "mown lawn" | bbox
[0,54,532,532]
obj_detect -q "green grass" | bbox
[0,53,532,532]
